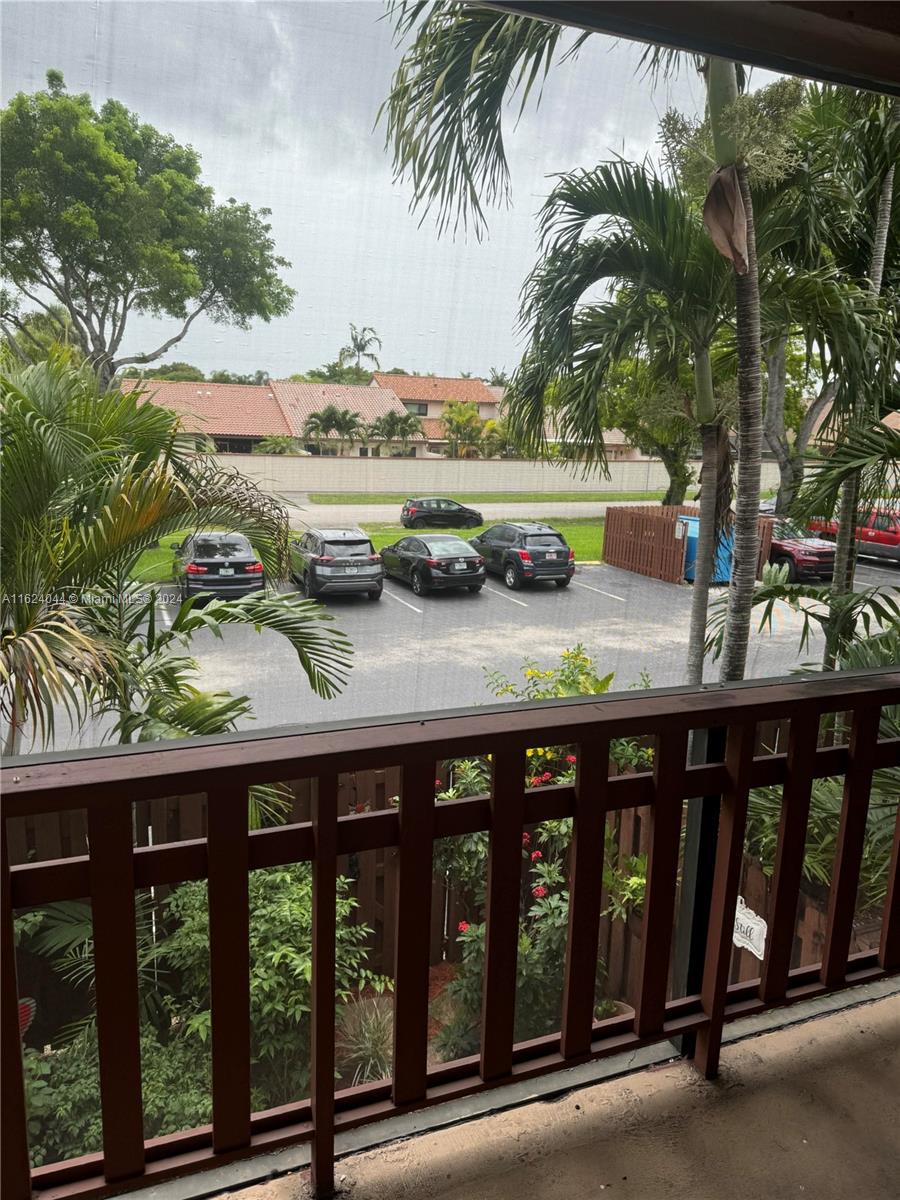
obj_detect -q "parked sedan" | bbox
[290,527,383,600]
[381,535,485,596]
[470,522,575,590]
[400,497,483,529]
[172,532,265,600]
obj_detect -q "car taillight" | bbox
[568,548,575,561]
[517,549,532,562]
[425,557,441,567]
[185,562,207,574]
[368,554,381,562]
[474,556,484,566]
[245,561,264,573]
[313,555,335,564]
[407,506,417,514]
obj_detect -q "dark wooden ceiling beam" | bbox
[484,2,900,96]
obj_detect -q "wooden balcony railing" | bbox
[3,668,899,1199]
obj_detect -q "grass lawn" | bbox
[360,518,605,563]
[308,490,664,506]
[130,530,193,585]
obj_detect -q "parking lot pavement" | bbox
[180,562,835,735]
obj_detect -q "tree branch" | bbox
[111,297,213,371]
[796,380,836,457]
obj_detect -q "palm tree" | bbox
[0,357,353,753]
[509,161,734,684]
[442,399,484,460]
[339,324,382,371]
[368,409,423,455]
[331,407,366,455]
[252,435,302,455]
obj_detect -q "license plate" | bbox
[344,566,358,574]
[453,561,467,571]
[545,552,557,560]
[219,567,234,575]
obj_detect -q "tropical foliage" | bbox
[0,358,352,752]
[339,324,382,371]
[366,408,423,454]
[301,404,367,455]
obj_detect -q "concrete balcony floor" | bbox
[231,989,899,1200]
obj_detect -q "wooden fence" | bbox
[603,506,774,584]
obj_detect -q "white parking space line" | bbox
[156,604,173,629]
[382,587,424,614]
[571,579,626,602]
[483,585,529,608]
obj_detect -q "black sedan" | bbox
[400,497,483,529]
[381,535,485,596]
[172,531,265,601]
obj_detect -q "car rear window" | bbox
[525,534,566,548]
[193,537,251,558]
[426,538,472,555]
[323,540,373,557]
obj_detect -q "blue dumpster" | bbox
[679,516,733,583]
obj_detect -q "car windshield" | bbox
[525,534,565,548]
[426,538,473,555]
[323,540,372,557]
[774,521,811,540]
[192,537,251,558]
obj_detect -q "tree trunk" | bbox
[660,449,692,506]
[830,114,896,598]
[686,424,721,685]
[763,336,793,513]
[778,381,836,513]
[719,164,763,684]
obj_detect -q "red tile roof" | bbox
[420,417,448,441]
[371,373,497,408]
[270,382,423,438]
[122,380,292,437]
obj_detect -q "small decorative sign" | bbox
[733,896,767,960]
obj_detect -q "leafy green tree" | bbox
[442,398,483,458]
[339,324,382,371]
[367,409,423,454]
[291,360,373,386]
[252,435,302,455]
[480,415,520,459]
[487,366,510,386]
[120,361,206,382]
[209,368,271,385]
[0,358,352,752]
[301,404,366,455]
[1,72,294,388]
[0,299,83,366]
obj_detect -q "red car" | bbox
[769,520,835,581]
[808,508,900,564]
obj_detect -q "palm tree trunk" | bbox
[685,347,720,686]
[763,336,793,513]
[831,142,896,598]
[719,164,763,683]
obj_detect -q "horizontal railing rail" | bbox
[3,668,899,1199]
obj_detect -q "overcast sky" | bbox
[3,1,715,377]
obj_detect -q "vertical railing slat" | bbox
[821,704,881,986]
[2,823,32,1200]
[480,747,526,1082]
[760,711,819,1005]
[693,721,756,1078]
[560,734,610,1060]
[392,758,435,1106]
[633,729,689,1038]
[879,793,900,972]
[207,784,251,1153]
[88,800,145,1182]
[311,774,338,1199]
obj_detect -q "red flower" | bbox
[541,771,552,782]
[531,850,542,861]
[355,803,366,814]
[435,779,443,789]
[522,832,531,846]
[457,921,470,933]
[566,754,577,764]
[528,776,541,787]
[532,885,547,899]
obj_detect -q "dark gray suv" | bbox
[290,528,383,600]
[470,522,575,589]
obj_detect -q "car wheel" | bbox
[555,577,571,588]
[467,584,482,593]
[411,517,426,528]
[368,588,382,601]
[774,556,798,582]
[504,563,522,590]
[411,570,428,596]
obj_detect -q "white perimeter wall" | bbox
[216,454,784,495]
